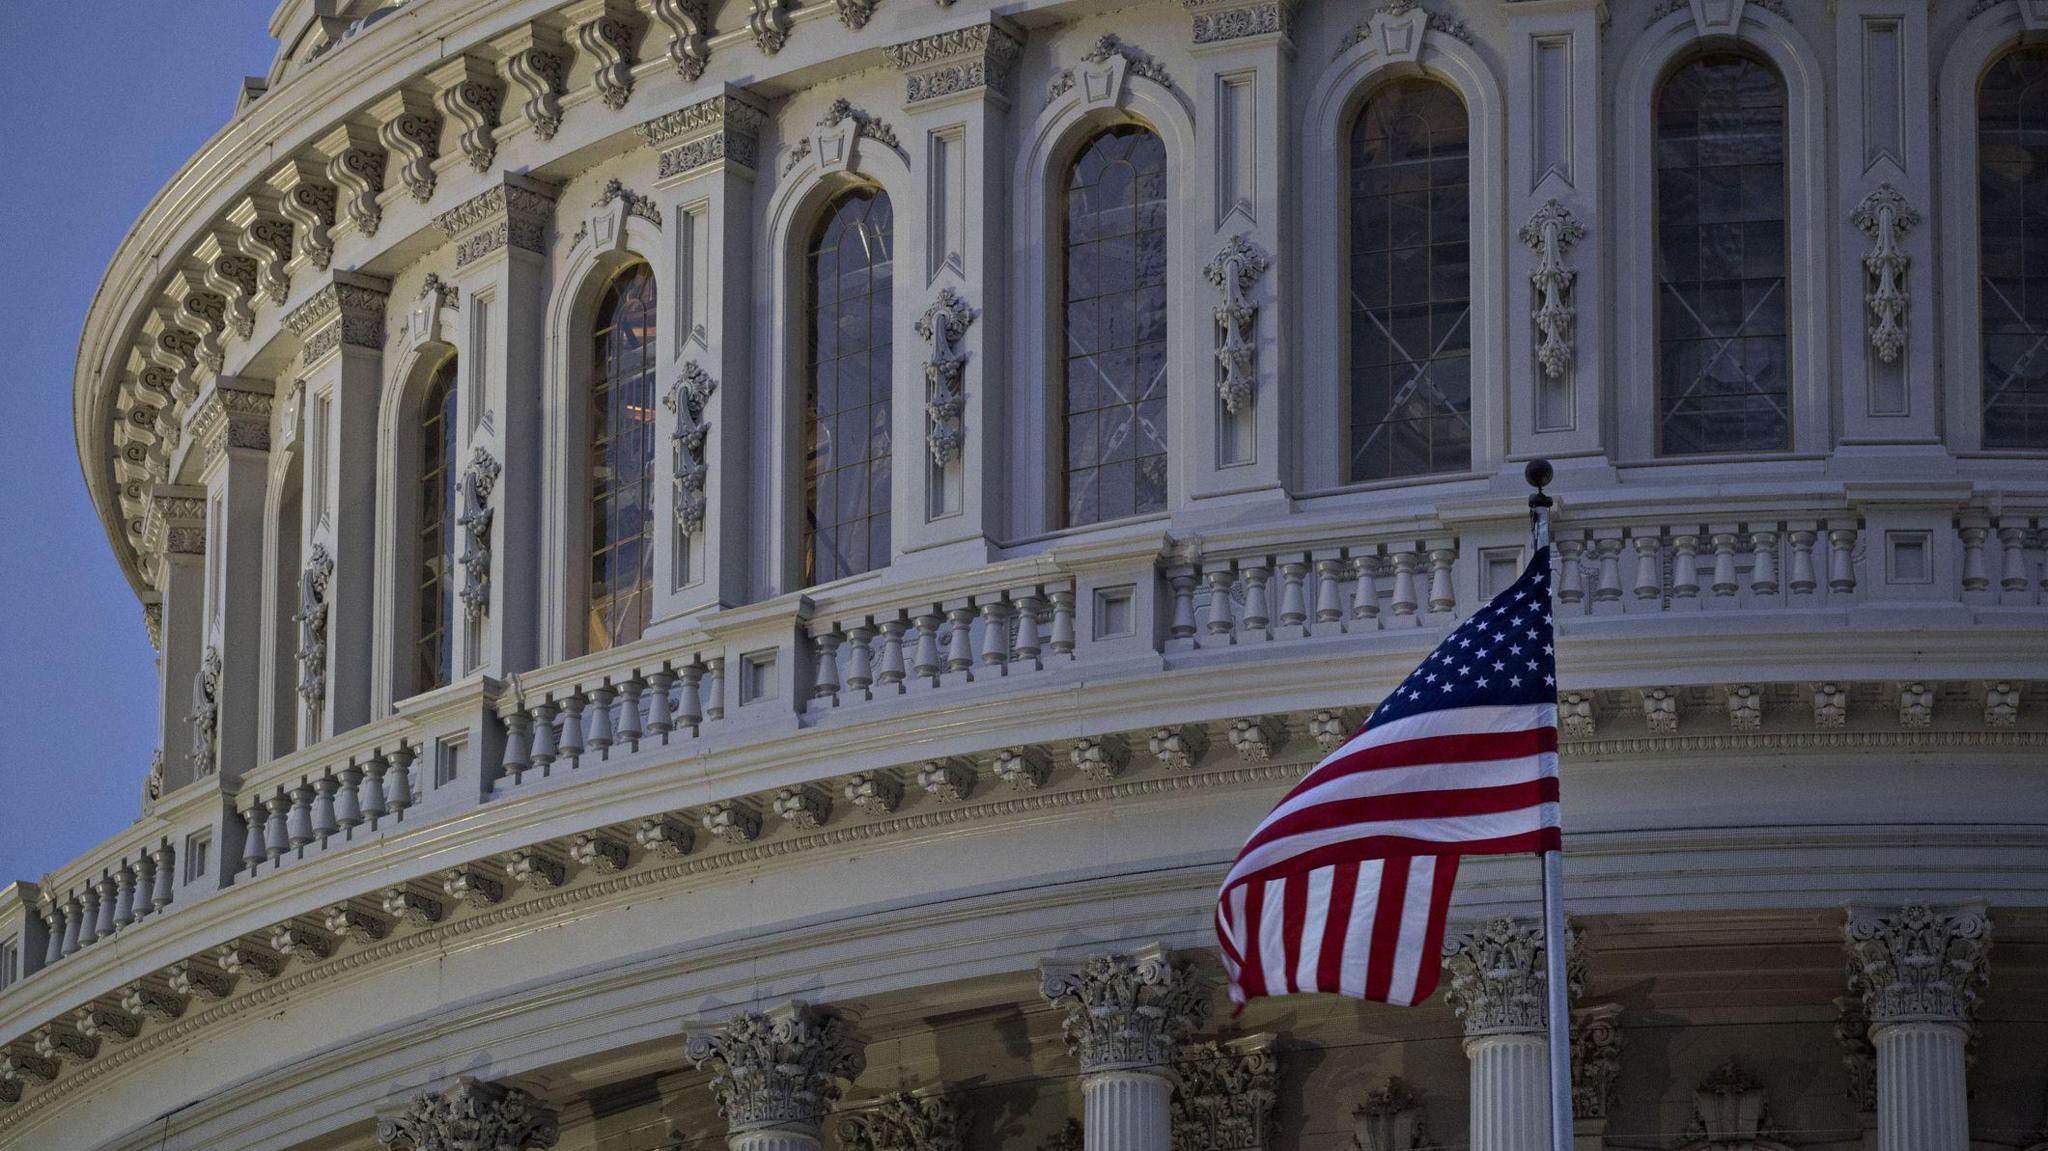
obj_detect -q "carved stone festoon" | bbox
[1351,1077,1438,1151]
[915,289,976,466]
[374,1076,562,1151]
[1441,917,1585,1037]
[1040,944,1210,1074]
[1851,183,1920,365]
[1519,199,1586,380]
[667,363,718,537]
[837,1089,964,1151]
[1673,1060,1792,1151]
[188,645,223,777]
[1203,235,1268,415]
[1170,1033,1278,1151]
[295,543,334,723]
[685,1003,867,1140]
[456,447,502,622]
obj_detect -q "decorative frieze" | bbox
[142,486,206,560]
[643,92,769,180]
[1171,1033,1278,1151]
[1183,0,1290,45]
[915,288,976,465]
[883,22,1024,105]
[666,362,716,535]
[1844,904,1991,1028]
[1040,944,1209,1073]
[433,178,557,268]
[457,447,501,622]
[838,1090,963,1151]
[1351,1078,1437,1151]
[652,0,712,81]
[685,1004,866,1134]
[375,1077,561,1151]
[1519,199,1585,380]
[1441,917,1584,1036]
[1851,183,1918,364]
[1204,235,1267,414]
[187,376,275,465]
[285,275,390,365]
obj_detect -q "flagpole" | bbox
[1526,459,1573,1151]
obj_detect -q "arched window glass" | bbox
[588,264,657,653]
[1979,46,2048,450]
[1347,79,1472,482]
[1061,124,1168,527]
[416,357,458,690]
[1655,53,1790,455]
[803,187,894,586]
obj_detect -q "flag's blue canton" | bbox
[1366,549,1556,729]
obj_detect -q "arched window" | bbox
[803,187,894,586]
[1347,79,1472,482]
[415,357,458,691]
[1654,53,1790,456]
[1979,46,2048,450]
[1061,124,1168,527]
[587,264,657,652]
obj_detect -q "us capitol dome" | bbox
[2,0,2044,1148]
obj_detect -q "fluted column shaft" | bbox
[1464,1033,1550,1151]
[728,1129,819,1151]
[1040,945,1208,1151]
[1873,1022,1968,1151]
[1082,1068,1175,1151]
[1844,904,1989,1151]
[1443,918,1585,1151]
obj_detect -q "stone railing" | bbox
[805,576,1080,709]
[227,716,430,879]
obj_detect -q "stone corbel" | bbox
[295,543,334,719]
[268,159,337,271]
[493,23,568,142]
[747,0,792,55]
[883,21,1024,107]
[642,89,769,183]
[1851,183,1919,364]
[569,0,641,111]
[666,362,717,536]
[370,87,442,203]
[195,233,259,341]
[457,447,502,622]
[836,0,879,29]
[429,55,505,173]
[915,288,976,466]
[316,122,388,239]
[227,194,294,305]
[1204,234,1267,415]
[1519,199,1585,380]
[170,275,230,376]
[652,0,712,81]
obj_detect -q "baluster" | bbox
[1050,589,1077,656]
[1788,529,1818,594]
[312,775,340,839]
[1351,553,1382,621]
[95,876,117,938]
[151,843,175,909]
[847,622,877,692]
[78,887,100,948]
[1241,561,1271,632]
[1205,566,1238,636]
[585,685,616,750]
[645,669,676,734]
[1314,558,1345,624]
[38,903,59,964]
[1828,527,1858,593]
[60,895,81,956]
[1426,546,1456,614]
[1748,530,1779,596]
[1669,533,1701,600]
[1555,537,1586,605]
[1591,537,1624,603]
[265,792,291,861]
[1709,532,1740,599]
[529,702,559,769]
[1277,559,1309,629]
[946,606,977,673]
[1012,592,1044,667]
[1631,535,1662,601]
[384,745,415,814]
[361,754,389,820]
[814,629,843,702]
[978,600,1011,667]
[1389,551,1420,617]
[1167,567,1198,639]
[1998,522,2030,596]
[558,694,587,759]
[243,801,268,871]
[912,610,944,680]
[336,760,364,828]
[877,618,909,687]
[704,657,725,720]
[131,853,155,921]
[677,662,706,728]
[617,677,644,745]
[288,781,316,847]
[1960,524,1990,593]
[502,711,534,780]
[113,865,136,929]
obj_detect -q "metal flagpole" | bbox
[1526,458,1574,1151]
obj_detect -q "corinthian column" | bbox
[375,1076,560,1150]
[1844,904,1991,1151]
[1442,918,1584,1151]
[686,1002,866,1151]
[1039,943,1210,1151]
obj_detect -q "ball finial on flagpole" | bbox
[1524,458,1553,505]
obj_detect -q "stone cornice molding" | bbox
[685,1003,866,1135]
[283,273,391,367]
[141,485,208,562]
[883,20,1024,107]
[432,175,559,268]
[1843,903,1991,1030]
[374,1076,561,1150]
[1039,943,1209,1074]
[1441,917,1585,1037]
[187,377,276,465]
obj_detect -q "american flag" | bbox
[1215,548,1561,1009]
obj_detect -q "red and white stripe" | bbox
[1215,702,1560,1007]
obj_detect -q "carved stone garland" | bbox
[456,448,502,623]
[188,645,222,776]
[374,1077,561,1151]
[837,1091,963,1151]
[295,544,334,723]
[1171,1035,1278,1151]
[1203,235,1267,415]
[1851,183,1919,364]
[667,362,718,536]
[1519,199,1585,379]
[685,1005,866,1136]
[915,289,977,466]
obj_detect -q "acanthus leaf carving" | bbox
[837,1090,963,1151]
[1851,183,1919,364]
[1203,235,1267,414]
[1844,903,1991,1027]
[1519,199,1586,379]
[1171,1034,1279,1151]
[915,288,976,466]
[1570,1003,1623,1120]
[1676,1060,1792,1151]
[374,1077,561,1151]
[1441,917,1584,1035]
[456,448,501,623]
[1351,1076,1439,1151]
[666,362,717,536]
[685,1005,866,1135]
[1039,944,1209,1073]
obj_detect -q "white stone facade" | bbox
[3,0,2046,1148]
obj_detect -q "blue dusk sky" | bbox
[0,5,278,886]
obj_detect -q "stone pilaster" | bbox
[1844,904,1991,1151]
[1570,1003,1621,1150]
[187,376,275,791]
[1171,1033,1278,1151]
[375,1076,561,1150]
[1442,918,1584,1151]
[836,1090,964,1151]
[143,485,206,795]
[685,1003,866,1151]
[1040,944,1210,1151]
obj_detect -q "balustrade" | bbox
[496,650,725,790]
[806,580,1077,710]
[1165,539,1458,650]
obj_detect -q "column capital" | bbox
[142,484,208,563]
[188,376,276,466]
[375,1077,560,1150]
[1038,943,1210,1075]
[283,272,391,368]
[1844,903,1992,1029]
[882,19,1024,110]
[432,174,559,270]
[1441,917,1585,1038]
[836,1089,963,1151]
[641,85,770,185]
[685,1002,866,1136]
[1178,0,1294,50]
[1172,1032,1279,1151]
